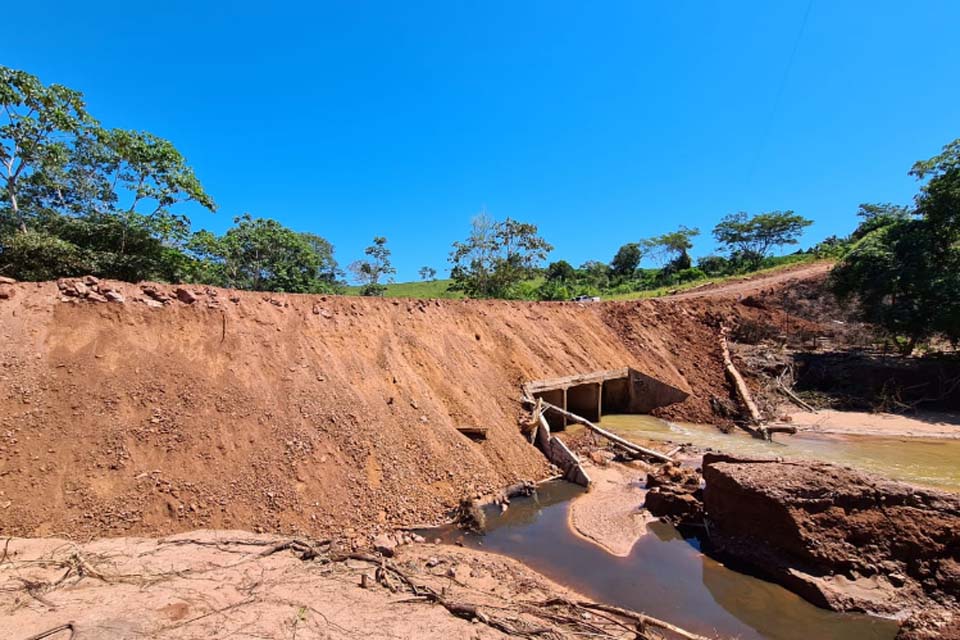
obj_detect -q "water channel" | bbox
[429,414,960,638]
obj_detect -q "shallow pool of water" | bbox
[588,414,960,491]
[428,481,898,640]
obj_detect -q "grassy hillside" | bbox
[343,279,463,299]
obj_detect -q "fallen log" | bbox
[522,396,673,463]
[719,326,765,438]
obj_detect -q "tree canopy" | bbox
[350,236,395,296]
[189,215,340,293]
[0,65,341,292]
[832,139,960,351]
[449,213,552,298]
[713,211,811,267]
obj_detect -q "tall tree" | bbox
[0,65,217,282]
[644,225,700,271]
[1,65,92,233]
[832,139,960,351]
[449,213,552,298]
[713,211,811,267]
[350,236,395,296]
[610,242,644,278]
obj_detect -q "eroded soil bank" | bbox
[644,454,960,640]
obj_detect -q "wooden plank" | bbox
[455,426,488,440]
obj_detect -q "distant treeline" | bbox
[2,66,957,352]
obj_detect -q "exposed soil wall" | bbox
[0,278,746,541]
[702,455,960,639]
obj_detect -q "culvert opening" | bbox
[526,368,687,431]
[523,368,689,487]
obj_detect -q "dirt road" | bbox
[667,260,834,301]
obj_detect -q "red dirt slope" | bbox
[0,273,816,542]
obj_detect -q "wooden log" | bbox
[524,395,674,463]
[719,326,765,437]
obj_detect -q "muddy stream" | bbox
[428,415,960,639]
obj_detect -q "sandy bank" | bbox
[784,407,960,439]
[567,462,653,556]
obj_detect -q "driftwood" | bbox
[718,325,778,440]
[523,396,674,463]
[777,366,817,413]
[22,623,76,640]
[719,326,763,426]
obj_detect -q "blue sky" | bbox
[5,1,958,281]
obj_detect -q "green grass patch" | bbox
[343,279,463,299]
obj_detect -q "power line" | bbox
[746,0,814,185]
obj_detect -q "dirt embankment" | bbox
[701,455,960,639]
[0,275,797,543]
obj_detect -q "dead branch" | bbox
[539,598,713,640]
[21,622,75,640]
[777,366,817,413]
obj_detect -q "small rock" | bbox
[83,275,99,286]
[174,288,197,304]
[0,276,16,285]
[0,287,13,300]
[86,292,108,303]
[103,290,125,304]
[373,533,397,557]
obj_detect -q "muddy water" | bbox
[591,415,960,491]
[429,481,898,640]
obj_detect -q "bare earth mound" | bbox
[0,277,775,542]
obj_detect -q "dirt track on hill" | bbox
[0,268,829,542]
[667,261,834,300]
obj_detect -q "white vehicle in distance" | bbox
[571,294,601,302]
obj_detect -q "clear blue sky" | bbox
[5,1,958,281]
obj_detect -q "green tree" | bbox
[418,266,437,281]
[190,215,340,293]
[0,65,92,234]
[577,260,612,290]
[0,65,216,282]
[350,236,395,296]
[449,213,552,298]
[610,242,644,278]
[832,139,960,352]
[545,259,575,282]
[713,211,811,268]
[851,203,912,241]
[645,225,700,271]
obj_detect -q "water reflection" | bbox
[426,481,898,640]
